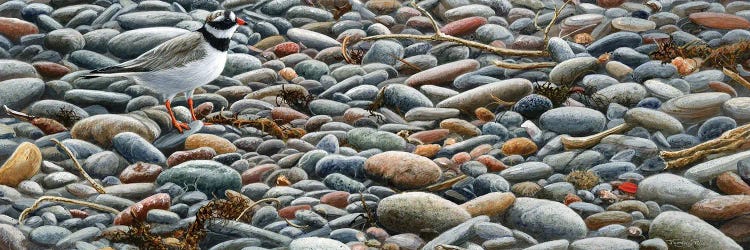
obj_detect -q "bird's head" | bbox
[203,10,246,38]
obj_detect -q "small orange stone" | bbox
[476,155,507,172]
[501,138,538,156]
[574,33,594,45]
[414,144,441,158]
[460,192,516,217]
[474,107,495,122]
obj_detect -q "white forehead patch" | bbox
[229,11,235,20]
[210,11,225,22]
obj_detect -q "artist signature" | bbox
[665,239,705,248]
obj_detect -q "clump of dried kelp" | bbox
[102,191,281,249]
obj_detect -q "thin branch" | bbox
[543,0,572,48]
[422,174,468,192]
[494,60,556,70]
[235,198,280,221]
[51,139,106,194]
[723,67,750,91]
[19,196,120,222]
[341,35,357,65]
[661,123,750,169]
[361,0,549,57]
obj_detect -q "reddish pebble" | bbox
[271,107,309,124]
[440,17,487,36]
[0,17,39,42]
[451,152,471,165]
[119,162,163,183]
[320,191,350,208]
[408,129,450,144]
[241,164,280,184]
[69,209,88,219]
[717,172,750,195]
[689,12,750,30]
[114,193,171,225]
[476,155,507,172]
[278,205,312,219]
[167,147,216,167]
[32,61,69,79]
[274,42,299,57]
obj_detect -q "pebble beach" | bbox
[1,0,750,249]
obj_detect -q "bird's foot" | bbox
[172,121,191,133]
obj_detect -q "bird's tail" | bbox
[81,65,135,79]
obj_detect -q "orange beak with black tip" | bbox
[236,18,246,25]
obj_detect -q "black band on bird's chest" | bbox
[199,27,231,51]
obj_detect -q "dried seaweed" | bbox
[204,112,306,140]
[103,191,283,249]
[650,37,750,70]
[275,84,316,112]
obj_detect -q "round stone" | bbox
[364,151,441,189]
[377,192,471,234]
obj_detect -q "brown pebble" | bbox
[596,0,625,8]
[451,152,471,165]
[364,152,442,190]
[474,107,495,122]
[167,147,217,167]
[119,162,162,183]
[690,195,750,221]
[0,17,39,42]
[271,107,309,124]
[717,172,750,195]
[32,61,69,79]
[440,16,487,36]
[408,129,450,144]
[241,164,280,185]
[320,191,350,208]
[194,102,213,120]
[501,138,538,156]
[689,12,750,30]
[273,41,299,57]
[720,215,750,243]
[584,211,633,230]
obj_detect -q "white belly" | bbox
[135,50,227,99]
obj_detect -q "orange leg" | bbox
[187,98,198,121]
[165,100,190,133]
